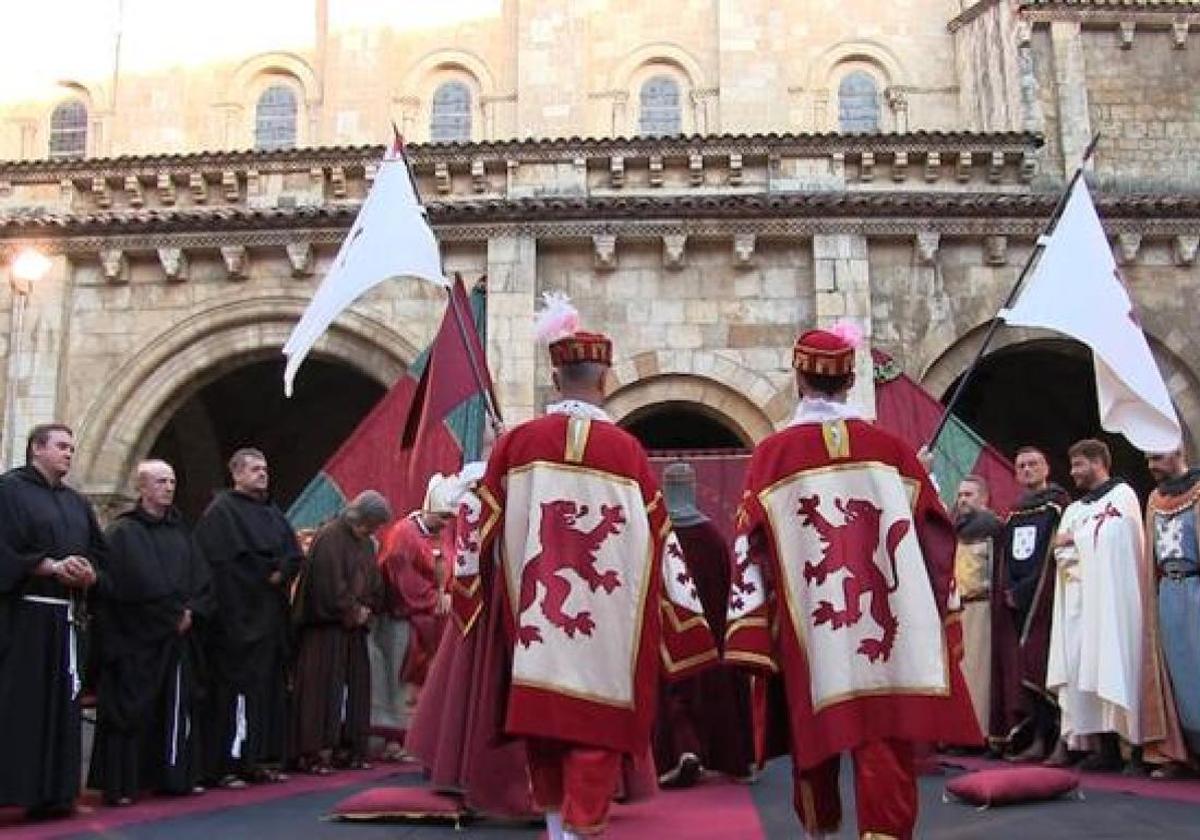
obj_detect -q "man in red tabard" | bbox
[454,297,715,839]
[653,462,755,786]
[724,325,981,840]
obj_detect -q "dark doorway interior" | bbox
[149,358,385,522]
[621,401,748,451]
[944,339,1154,499]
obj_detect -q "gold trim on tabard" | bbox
[660,644,719,674]
[564,416,591,464]
[798,779,822,833]
[822,419,850,460]
[453,603,482,636]
[661,600,710,633]
[724,650,778,672]
[511,676,637,710]
[450,576,481,597]
[861,833,899,840]
[758,462,951,714]
[506,459,641,489]
[725,615,769,640]
[646,490,663,515]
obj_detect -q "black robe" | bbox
[989,484,1071,747]
[0,465,107,810]
[193,489,301,777]
[88,505,213,799]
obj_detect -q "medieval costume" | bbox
[1145,468,1200,759]
[989,484,1070,755]
[653,463,754,785]
[290,499,387,772]
[455,305,714,838]
[1048,478,1170,756]
[194,488,301,783]
[725,326,979,839]
[88,505,212,803]
[0,465,107,814]
[953,507,1003,738]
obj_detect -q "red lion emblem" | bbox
[797,494,910,663]
[517,500,626,647]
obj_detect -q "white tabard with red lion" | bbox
[725,414,981,769]
[454,403,715,756]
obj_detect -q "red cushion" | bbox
[331,786,468,822]
[946,767,1079,808]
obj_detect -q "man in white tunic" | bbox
[1046,439,1145,772]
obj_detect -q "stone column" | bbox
[487,236,538,425]
[811,234,875,418]
[2,255,72,468]
[1049,20,1093,175]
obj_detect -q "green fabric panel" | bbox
[286,471,347,529]
[445,283,489,462]
[932,415,984,509]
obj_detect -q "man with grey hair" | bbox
[194,447,302,787]
[291,490,392,773]
[89,460,212,805]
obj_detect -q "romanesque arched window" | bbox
[838,71,880,133]
[430,81,472,143]
[48,100,88,160]
[638,75,682,137]
[254,85,298,150]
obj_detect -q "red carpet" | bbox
[606,778,764,839]
[943,755,1200,806]
[0,763,416,839]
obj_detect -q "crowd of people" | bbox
[0,312,1197,839]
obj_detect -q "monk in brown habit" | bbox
[653,462,755,786]
[291,491,391,774]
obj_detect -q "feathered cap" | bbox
[423,462,486,516]
[792,321,863,376]
[534,291,612,368]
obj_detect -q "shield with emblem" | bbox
[1011,525,1037,562]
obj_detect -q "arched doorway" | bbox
[943,339,1154,498]
[621,401,749,451]
[148,358,384,521]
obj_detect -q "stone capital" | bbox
[733,233,756,269]
[1115,232,1142,266]
[99,248,129,284]
[663,234,687,270]
[592,234,617,270]
[286,241,314,276]
[220,245,248,281]
[157,247,189,282]
[915,231,940,265]
[1173,234,1199,267]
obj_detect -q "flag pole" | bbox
[927,133,1101,448]
[390,124,505,437]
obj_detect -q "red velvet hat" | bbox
[793,328,856,375]
[548,331,613,367]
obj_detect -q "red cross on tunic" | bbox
[1091,501,1123,544]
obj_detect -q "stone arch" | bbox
[45,81,105,158]
[604,349,785,443]
[610,43,709,93]
[227,52,321,148]
[806,40,906,132]
[610,43,708,137]
[398,49,498,143]
[920,319,1200,457]
[74,297,416,497]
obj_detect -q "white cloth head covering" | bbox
[423,462,487,514]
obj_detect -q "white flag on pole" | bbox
[1000,179,1181,452]
[282,142,446,396]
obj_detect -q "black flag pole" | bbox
[391,125,505,437]
[927,133,1102,450]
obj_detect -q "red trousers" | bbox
[793,739,917,839]
[526,739,621,835]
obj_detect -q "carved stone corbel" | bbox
[124,175,144,208]
[663,234,687,270]
[989,151,1005,184]
[471,159,487,192]
[1116,232,1142,266]
[220,245,248,281]
[593,234,617,270]
[331,166,347,198]
[286,242,314,276]
[157,172,176,205]
[984,235,1008,266]
[956,152,974,183]
[92,176,111,209]
[609,156,625,188]
[158,247,189,282]
[892,151,908,183]
[221,170,239,202]
[728,153,743,186]
[689,152,704,186]
[188,172,207,204]
[246,169,261,198]
[1020,151,1037,183]
[1172,22,1189,49]
[1174,235,1200,266]
[733,233,756,269]
[435,162,452,194]
[924,151,941,182]
[649,154,664,187]
[99,248,129,284]
[860,151,875,182]
[1119,21,1136,49]
[915,232,940,266]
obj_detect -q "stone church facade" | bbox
[1,0,1199,509]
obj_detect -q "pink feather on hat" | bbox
[829,319,864,349]
[533,291,581,343]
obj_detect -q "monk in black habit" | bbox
[0,423,104,818]
[88,459,213,805]
[194,447,301,786]
[291,490,391,773]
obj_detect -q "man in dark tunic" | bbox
[0,423,105,818]
[990,446,1071,761]
[291,490,391,774]
[88,459,213,805]
[653,462,754,787]
[194,447,301,786]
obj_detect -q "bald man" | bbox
[89,461,213,805]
